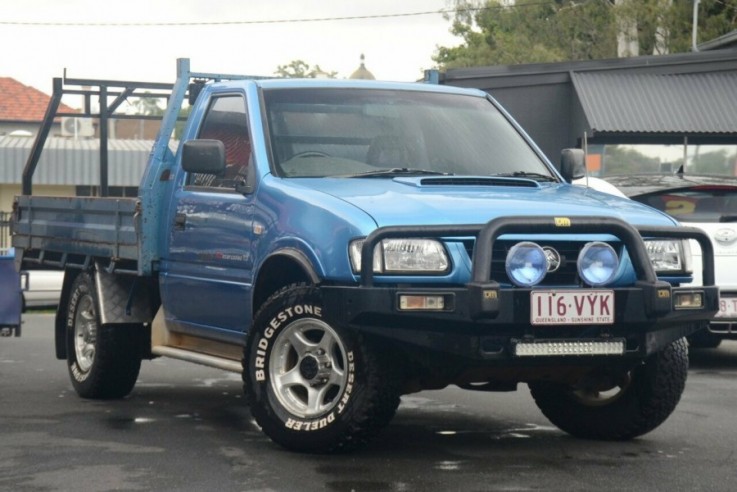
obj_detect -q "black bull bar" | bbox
[347,215,718,319]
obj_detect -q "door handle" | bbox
[174,213,187,230]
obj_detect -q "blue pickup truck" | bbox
[12,59,718,452]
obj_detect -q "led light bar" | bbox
[514,339,625,357]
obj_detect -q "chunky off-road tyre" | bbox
[243,284,401,453]
[66,272,143,399]
[529,338,689,440]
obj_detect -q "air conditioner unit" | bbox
[60,117,95,137]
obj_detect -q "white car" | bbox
[21,269,63,311]
[573,176,627,198]
[605,173,737,348]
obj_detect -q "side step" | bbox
[150,307,243,373]
[151,346,242,373]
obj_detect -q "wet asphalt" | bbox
[2,313,737,491]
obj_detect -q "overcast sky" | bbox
[1,0,460,94]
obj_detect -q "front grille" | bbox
[463,239,618,286]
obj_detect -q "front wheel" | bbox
[66,272,143,399]
[243,284,400,453]
[529,338,689,440]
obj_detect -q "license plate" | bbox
[715,296,737,319]
[531,290,614,325]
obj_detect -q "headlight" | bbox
[645,239,690,273]
[349,239,449,274]
[505,241,547,287]
[578,242,619,286]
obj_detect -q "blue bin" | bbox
[0,248,22,337]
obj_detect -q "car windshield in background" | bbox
[263,88,552,179]
[633,187,737,223]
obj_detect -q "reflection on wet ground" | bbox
[5,320,737,492]
[313,394,689,492]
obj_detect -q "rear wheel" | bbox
[529,338,688,440]
[243,284,401,453]
[66,272,143,399]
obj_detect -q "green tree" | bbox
[129,92,164,115]
[690,149,733,175]
[275,60,338,78]
[434,0,737,69]
[435,0,617,67]
[614,0,737,54]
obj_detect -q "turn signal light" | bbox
[674,291,704,310]
[398,294,445,311]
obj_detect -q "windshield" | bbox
[263,88,553,179]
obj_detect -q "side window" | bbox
[189,95,251,189]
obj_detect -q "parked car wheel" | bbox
[66,272,143,399]
[529,338,688,440]
[243,283,401,453]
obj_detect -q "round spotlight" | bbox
[578,242,619,286]
[505,241,547,287]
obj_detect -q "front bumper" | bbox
[322,283,718,361]
[322,216,719,362]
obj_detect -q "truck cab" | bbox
[12,60,719,453]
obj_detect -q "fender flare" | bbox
[252,247,322,313]
[258,247,321,285]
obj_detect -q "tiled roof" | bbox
[0,77,76,122]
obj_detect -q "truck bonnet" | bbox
[293,178,678,229]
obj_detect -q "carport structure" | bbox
[437,50,737,172]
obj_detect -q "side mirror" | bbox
[560,148,586,183]
[182,139,226,174]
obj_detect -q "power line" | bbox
[2,9,452,27]
[0,2,557,28]
[15,0,724,30]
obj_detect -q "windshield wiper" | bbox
[720,215,737,223]
[342,168,452,178]
[493,171,558,182]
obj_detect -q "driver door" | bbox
[160,93,255,341]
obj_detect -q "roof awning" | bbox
[571,72,737,136]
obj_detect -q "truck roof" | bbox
[210,77,489,97]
